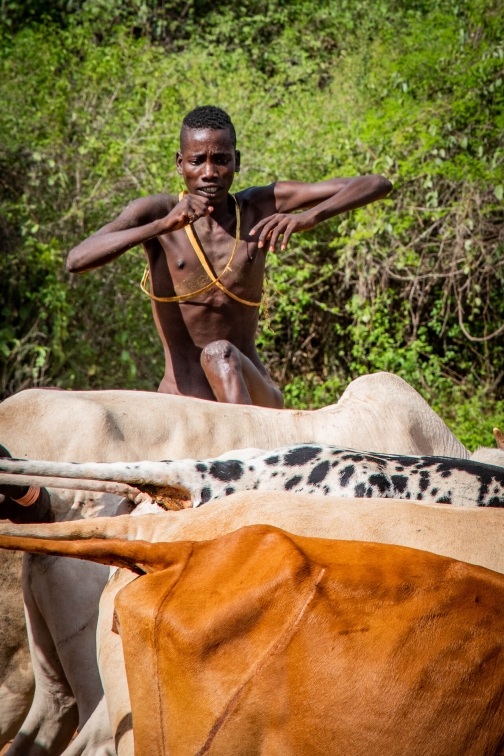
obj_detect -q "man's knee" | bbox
[201,340,238,369]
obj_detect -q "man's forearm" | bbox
[66,218,167,274]
[251,174,393,251]
[308,175,392,225]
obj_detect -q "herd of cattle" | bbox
[1,372,504,755]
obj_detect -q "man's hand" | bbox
[250,210,316,251]
[160,194,213,233]
[250,174,392,252]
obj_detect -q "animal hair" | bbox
[180,105,236,148]
[470,447,504,467]
[130,444,504,509]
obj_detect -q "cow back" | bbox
[115,526,504,756]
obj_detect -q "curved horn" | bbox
[0,514,133,541]
[493,428,504,450]
[0,473,140,499]
[0,460,192,508]
[0,531,188,575]
[0,458,174,486]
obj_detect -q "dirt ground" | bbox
[0,730,78,754]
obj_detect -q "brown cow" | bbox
[2,524,504,756]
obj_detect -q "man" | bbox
[67,106,392,408]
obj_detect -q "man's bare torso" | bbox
[144,189,275,400]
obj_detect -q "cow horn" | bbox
[0,513,132,541]
[0,458,190,498]
[0,473,141,499]
[0,532,189,575]
[493,428,504,450]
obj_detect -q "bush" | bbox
[1,0,503,450]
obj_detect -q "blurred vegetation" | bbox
[0,0,503,450]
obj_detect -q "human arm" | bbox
[66,193,213,273]
[249,175,392,251]
[0,444,52,523]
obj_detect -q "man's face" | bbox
[176,128,240,206]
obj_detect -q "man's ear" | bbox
[235,150,241,173]
[176,151,183,175]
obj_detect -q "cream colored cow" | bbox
[1,373,468,463]
[0,371,492,755]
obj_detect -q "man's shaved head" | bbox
[180,105,236,149]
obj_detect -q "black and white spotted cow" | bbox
[178,446,504,508]
[3,445,504,509]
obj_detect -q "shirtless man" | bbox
[67,106,392,408]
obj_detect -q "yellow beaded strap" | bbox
[140,191,261,306]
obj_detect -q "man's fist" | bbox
[160,194,213,233]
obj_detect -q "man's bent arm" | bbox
[250,175,392,251]
[273,175,392,215]
[66,193,212,273]
[67,220,165,273]
[66,195,174,273]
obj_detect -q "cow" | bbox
[0,549,34,746]
[3,444,504,510]
[1,517,504,756]
[0,373,469,463]
[0,371,498,754]
[1,491,504,755]
[0,445,53,750]
[0,489,123,756]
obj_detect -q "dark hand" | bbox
[0,444,9,504]
[161,194,213,233]
[249,210,316,251]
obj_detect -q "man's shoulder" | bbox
[236,184,274,203]
[235,184,276,217]
[124,192,177,220]
[126,192,176,206]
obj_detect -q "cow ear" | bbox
[493,428,504,450]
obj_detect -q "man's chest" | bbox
[147,225,265,285]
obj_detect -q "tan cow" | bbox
[0,373,469,462]
[0,550,34,745]
[0,372,494,754]
[2,516,504,756]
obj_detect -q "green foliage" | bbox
[0,0,503,449]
